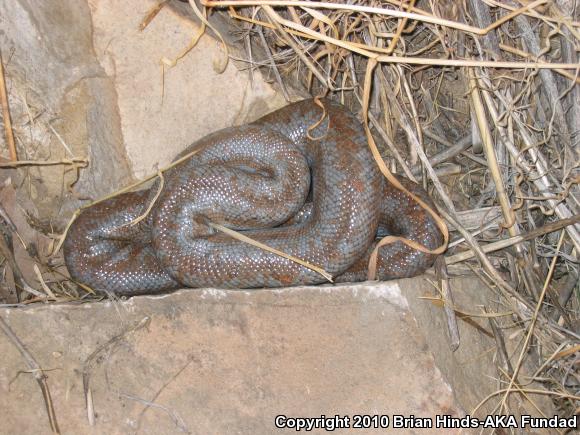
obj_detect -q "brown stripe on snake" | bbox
[64,99,443,296]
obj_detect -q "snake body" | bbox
[64,99,443,295]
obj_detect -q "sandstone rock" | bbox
[0,0,131,224]
[88,0,288,179]
[0,279,467,434]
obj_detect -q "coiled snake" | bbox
[64,99,443,295]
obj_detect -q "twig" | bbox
[118,171,164,228]
[33,264,57,300]
[139,0,169,31]
[0,316,60,433]
[377,67,456,213]
[250,2,580,70]
[499,43,580,84]
[482,0,580,28]
[0,231,45,298]
[439,209,515,296]
[384,0,416,54]
[353,91,417,181]
[473,387,580,416]
[263,6,330,89]
[258,27,291,101]
[484,306,514,377]
[121,393,190,434]
[446,214,580,265]
[435,256,460,351]
[478,74,580,252]
[209,222,333,282]
[205,0,549,37]
[421,131,488,169]
[367,118,412,176]
[0,51,17,161]
[361,60,449,280]
[46,124,74,158]
[469,70,518,237]
[0,158,88,168]
[498,230,566,412]
[136,356,196,433]
[82,317,151,425]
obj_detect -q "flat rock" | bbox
[0,0,132,222]
[88,0,289,179]
[0,280,467,434]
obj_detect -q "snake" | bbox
[64,99,443,296]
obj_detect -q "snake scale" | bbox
[64,99,443,296]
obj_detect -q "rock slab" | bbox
[88,0,288,179]
[0,281,465,434]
